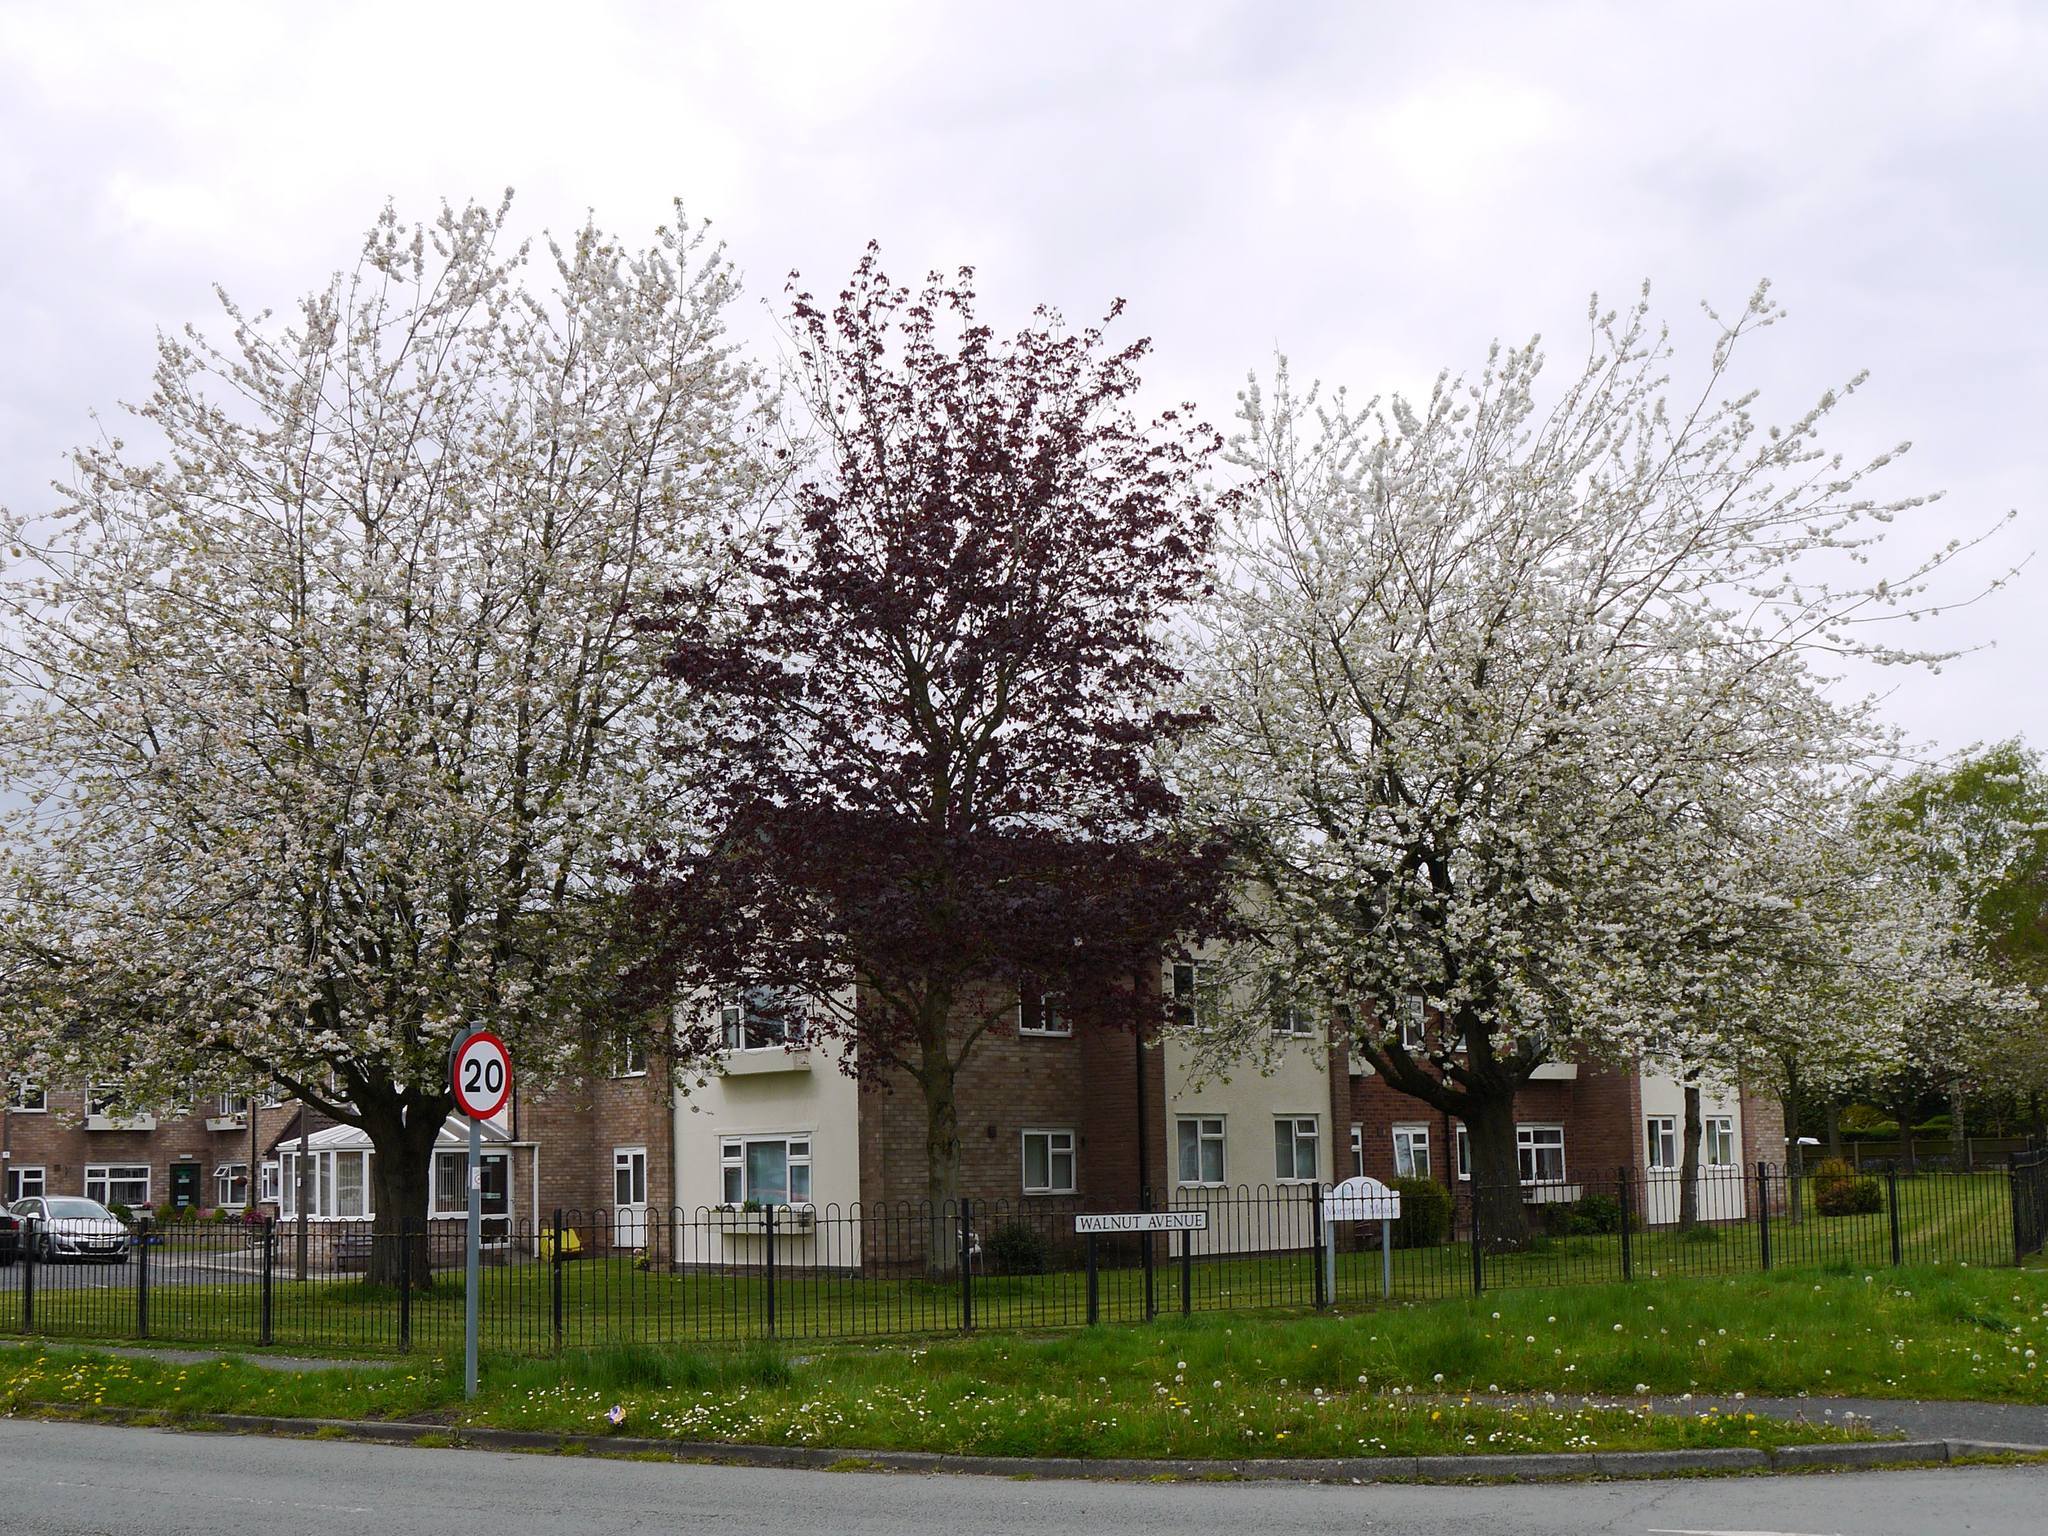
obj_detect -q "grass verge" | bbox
[1,1263,2040,1461]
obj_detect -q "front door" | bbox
[169,1162,202,1211]
[479,1152,510,1246]
[613,1147,648,1250]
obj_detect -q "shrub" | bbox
[1678,1222,1724,1245]
[1815,1172,1883,1216]
[1390,1177,1452,1248]
[1562,1194,1628,1236]
[982,1221,1052,1276]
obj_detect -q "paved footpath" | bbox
[0,1417,2043,1536]
[1473,1391,2048,1447]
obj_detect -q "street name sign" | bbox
[1074,1210,1209,1235]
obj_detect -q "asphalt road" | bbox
[0,1420,2042,1536]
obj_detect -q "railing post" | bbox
[398,1220,413,1353]
[1309,1182,1327,1309]
[957,1198,975,1333]
[1886,1165,1903,1266]
[551,1208,565,1352]
[259,1218,274,1347]
[763,1202,777,1339]
[1618,1167,1633,1281]
[19,1220,33,1334]
[1180,1227,1193,1316]
[135,1216,151,1339]
[1142,1213,1157,1321]
[1756,1162,1772,1272]
[1469,1185,1484,1296]
[1085,1233,1099,1325]
[2010,1162,2028,1268]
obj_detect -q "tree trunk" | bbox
[919,1026,963,1280]
[363,1103,445,1289]
[1782,1085,1805,1226]
[1678,1080,1703,1231]
[1950,1079,1969,1171]
[1824,1099,1842,1161]
[1461,1092,1531,1251]
[1895,1092,1919,1173]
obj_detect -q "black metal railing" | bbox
[5,1159,2039,1355]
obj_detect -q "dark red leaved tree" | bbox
[631,249,1235,1242]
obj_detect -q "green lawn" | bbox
[6,1264,2046,1459]
[13,1173,2029,1356]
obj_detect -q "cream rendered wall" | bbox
[1638,1068,1746,1225]
[670,1019,862,1269]
[1162,1032,1331,1257]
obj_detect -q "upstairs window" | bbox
[720,992,808,1052]
[1398,994,1427,1052]
[1018,993,1070,1037]
[9,1080,45,1113]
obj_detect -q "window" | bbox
[430,1151,508,1219]
[258,1162,280,1204]
[1170,962,1212,1030]
[720,1135,812,1206]
[1399,994,1427,1052]
[280,1149,373,1219]
[614,1147,649,1207]
[85,1164,150,1207]
[1705,1116,1736,1167]
[214,1163,249,1209]
[1645,1115,1678,1171]
[9,1080,45,1113]
[1516,1124,1566,1184]
[1455,1124,1471,1180]
[1176,1116,1225,1186]
[84,1081,124,1118]
[1273,1116,1318,1182]
[1392,1124,1432,1180]
[1349,1123,1364,1179]
[216,1092,249,1119]
[7,1167,45,1201]
[720,992,808,1052]
[609,1034,647,1078]
[1271,1001,1315,1038]
[1021,1129,1076,1195]
[1018,992,1070,1036]
[259,1086,288,1109]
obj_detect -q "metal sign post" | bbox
[449,1029,513,1401]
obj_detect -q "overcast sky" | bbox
[2,0,2040,757]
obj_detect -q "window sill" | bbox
[1018,1030,1073,1041]
[715,1207,815,1234]
[1529,1062,1579,1081]
[205,1115,248,1132]
[1020,1189,1077,1199]
[1521,1182,1581,1204]
[84,1114,157,1132]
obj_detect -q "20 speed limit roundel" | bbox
[452,1031,513,1120]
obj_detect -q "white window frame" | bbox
[1170,962,1212,1031]
[719,1134,813,1206]
[1704,1115,1737,1167]
[1399,994,1427,1052]
[610,1034,648,1078]
[213,1162,249,1209]
[279,1148,375,1221]
[1020,1128,1076,1195]
[1271,1002,1315,1038]
[216,1092,250,1119]
[613,1146,649,1207]
[1516,1124,1567,1184]
[719,995,808,1053]
[84,1164,150,1208]
[8,1166,45,1201]
[84,1081,125,1118]
[429,1149,511,1218]
[258,1162,281,1204]
[1274,1115,1319,1183]
[1018,992,1071,1037]
[1349,1123,1364,1179]
[1175,1115,1226,1187]
[10,1079,46,1113]
[1455,1123,1471,1180]
[1646,1115,1679,1171]
[1392,1123,1432,1180]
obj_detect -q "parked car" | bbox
[0,1207,19,1266]
[11,1197,131,1263]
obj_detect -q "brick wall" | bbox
[1,1088,291,1215]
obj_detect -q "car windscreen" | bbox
[42,1198,112,1219]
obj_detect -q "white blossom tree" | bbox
[1188,284,2013,1245]
[0,197,764,1275]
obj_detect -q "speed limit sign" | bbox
[451,1030,513,1120]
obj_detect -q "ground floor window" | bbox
[721,1135,811,1205]
[1349,1123,1364,1179]
[258,1162,280,1205]
[1176,1116,1225,1186]
[85,1164,150,1208]
[1021,1128,1076,1195]
[1392,1123,1432,1179]
[614,1147,648,1207]
[1646,1115,1678,1170]
[1705,1115,1737,1167]
[214,1163,248,1209]
[1455,1124,1470,1179]
[7,1166,44,1201]
[1516,1124,1566,1183]
[279,1148,372,1219]
[1274,1116,1318,1182]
